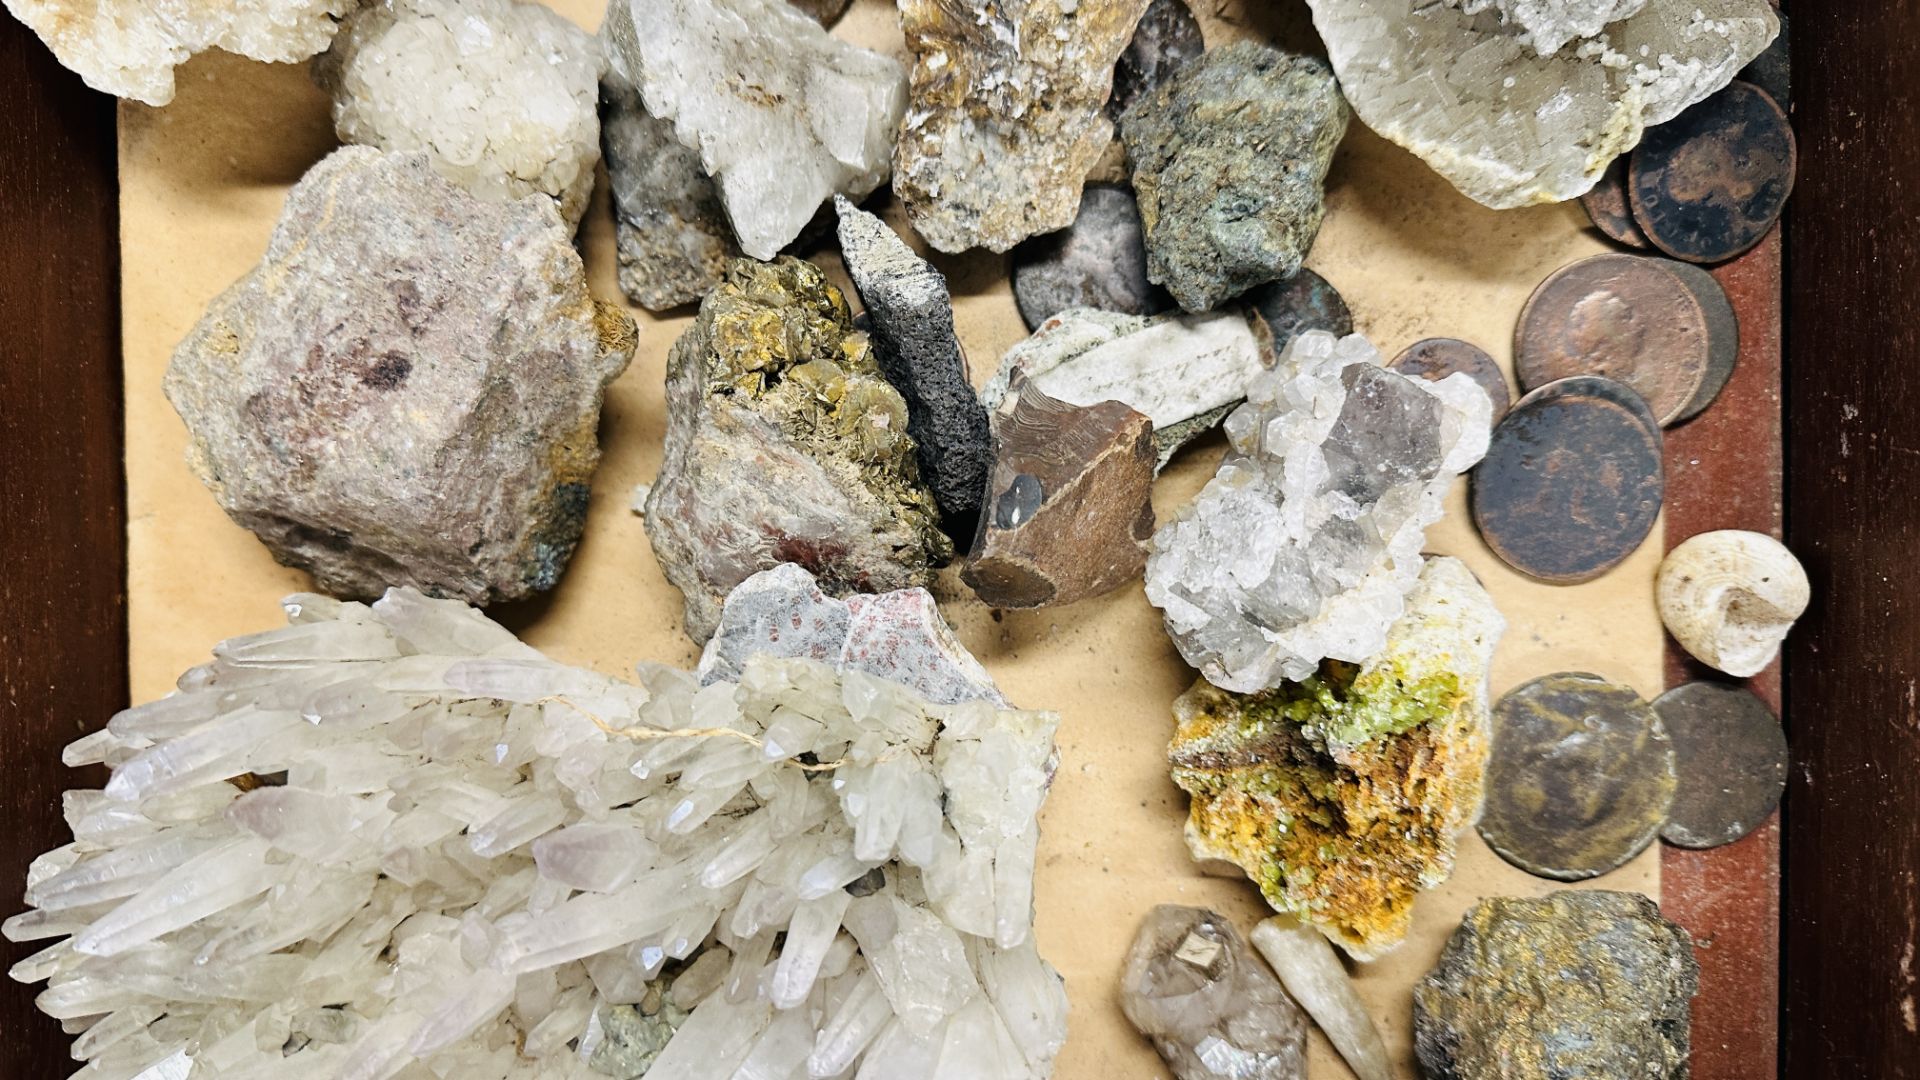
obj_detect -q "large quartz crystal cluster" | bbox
[314,0,603,227]
[1306,0,1778,208]
[8,588,1067,1080]
[1146,331,1491,692]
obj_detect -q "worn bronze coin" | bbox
[1480,672,1677,881]
[1515,253,1710,427]
[1629,80,1796,265]
[1580,156,1653,250]
[1471,376,1663,584]
[1245,268,1353,356]
[1655,681,1788,849]
[1390,337,1512,422]
[1664,260,1740,422]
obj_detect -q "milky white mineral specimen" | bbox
[1306,0,1778,208]
[1146,331,1491,692]
[601,0,906,261]
[8,589,1067,1080]
[3,0,353,105]
[314,0,602,226]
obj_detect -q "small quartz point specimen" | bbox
[600,0,905,261]
[601,76,740,311]
[1249,918,1392,1080]
[895,0,1154,253]
[9,589,1068,1079]
[835,196,993,544]
[165,147,636,606]
[1120,905,1309,1080]
[983,307,1266,468]
[697,563,1006,706]
[964,382,1156,609]
[1121,42,1348,313]
[643,257,952,642]
[1169,557,1503,957]
[4,0,351,105]
[1147,331,1492,692]
[1414,892,1699,1080]
[1307,0,1778,209]
[313,0,602,227]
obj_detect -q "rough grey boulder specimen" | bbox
[835,196,992,544]
[601,77,740,311]
[1120,905,1309,1080]
[1307,0,1778,208]
[313,0,602,227]
[1145,331,1492,692]
[601,0,906,261]
[697,563,1006,706]
[1121,42,1348,313]
[165,147,637,606]
[1010,184,1169,331]
[1414,892,1699,1080]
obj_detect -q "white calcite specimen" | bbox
[3,0,353,105]
[1307,0,1778,208]
[1146,331,1491,692]
[314,0,603,226]
[8,589,1067,1080]
[601,0,907,261]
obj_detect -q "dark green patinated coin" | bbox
[1655,681,1788,849]
[1580,156,1653,250]
[1390,337,1512,422]
[1629,81,1797,265]
[1480,673,1677,881]
[1245,268,1353,356]
[1664,260,1740,422]
[1738,12,1789,112]
[1471,376,1664,584]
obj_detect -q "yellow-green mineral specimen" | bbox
[1168,556,1503,958]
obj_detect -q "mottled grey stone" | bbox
[165,147,636,606]
[1010,184,1170,331]
[1107,0,1205,120]
[1121,42,1349,312]
[601,76,739,311]
[1120,905,1308,1080]
[786,0,850,24]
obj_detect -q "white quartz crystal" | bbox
[3,0,354,105]
[1145,330,1491,693]
[600,0,907,261]
[1250,917,1391,1080]
[1307,0,1778,208]
[313,0,602,226]
[9,589,1066,1080]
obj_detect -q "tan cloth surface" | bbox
[120,3,1663,1077]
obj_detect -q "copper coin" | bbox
[1664,260,1739,422]
[1515,253,1710,427]
[1390,337,1512,422]
[1480,673,1677,881]
[1580,157,1652,250]
[1655,681,1788,849]
[1629,80,1797,265]
[1246,268,1352,355]
[1471,376,1663,584]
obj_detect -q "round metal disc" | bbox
[1655,681,1788,849]
[1629,80,1797,265]
[1390,337,1512,422]
[1480,673,1678,881]
[1581,156,1653,250]
[1662,260,1740,422]
[1245,268,1353,356]
[1471,376,1664,584]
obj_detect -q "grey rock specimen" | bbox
[643,257,952,642]
[787,0,851,24]
[697,563,1006,706]
[1121,42,1349,313]
[1145,331,1492,692]
[165,147,636,606]
[1120,905,1309,1080]
[1414,892,1699,1080]
[601,77,740,311]
[1250,918,1392,1080]
[895,0,1154,253]
[1010,184,1170,331]
[1107,0,1205,121]
[835,197,992,544]
[984,307,1266,467]
[601,0,906,261]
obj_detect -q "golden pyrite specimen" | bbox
[1168,557,1503,958]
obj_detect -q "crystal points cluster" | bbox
[8,588,1066,1080]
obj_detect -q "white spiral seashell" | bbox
[1656,530,1810,677]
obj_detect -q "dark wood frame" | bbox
[2,4,1912,1077]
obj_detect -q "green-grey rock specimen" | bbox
[1414,891,1699,1080]
[1120,905,1308,1080]
[165,147,637,606]
[643,257,952,642]
[601,74,739,311]
[1121,42,1348,312]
